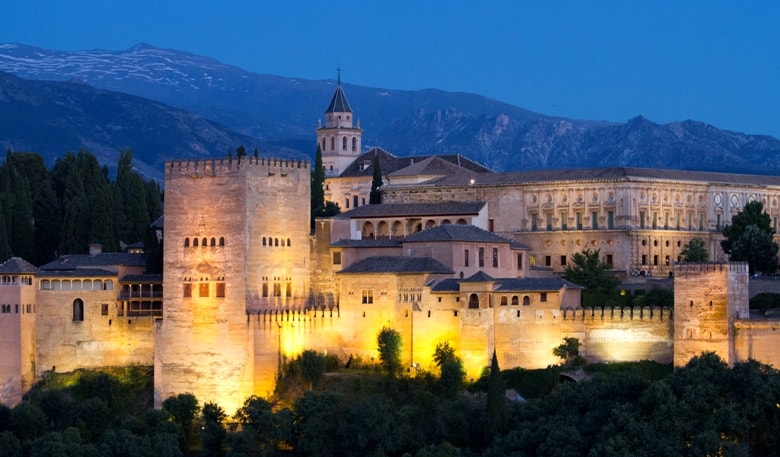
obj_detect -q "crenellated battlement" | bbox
[562,306,672,322]
[674,261,749,276]
[165,157,310,178]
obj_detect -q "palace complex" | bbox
[3,82,780,412]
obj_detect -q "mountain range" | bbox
[2,42,780,178]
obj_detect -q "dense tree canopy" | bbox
[721,201,779,274]
[4,354,780,456]
[562,248,621,293]
[680,237,709,262]
[0,150,162,267]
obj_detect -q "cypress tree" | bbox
[369,153,382,204]
[0,213,13,262]
[484,350,507,441]
[311,145,325,223]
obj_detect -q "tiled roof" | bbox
[462,271,495,282]
[337,148,492,178]
[388,156,479,179]
[331,239,402,248]
[0,257,39,274]
[339,256,454,274]
[399,166,780,188]
[494,278,583,292]
[39,252,147,271]
[403,224,513,244]
[120,274,163,283]
[430,278,460,292]
[38,268,117,278]
[325,85,353,113]
[428,276,582,293]
[337,201,486,219]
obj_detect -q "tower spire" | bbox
[337,65,342,86]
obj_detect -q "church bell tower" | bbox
[316,69,362,177]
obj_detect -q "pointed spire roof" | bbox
[325,83,353,113]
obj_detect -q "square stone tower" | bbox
[156,157,310,413]
[673,262,749,367]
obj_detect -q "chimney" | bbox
[88,244,102,256]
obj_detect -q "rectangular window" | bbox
[478,247,485,267]
[699,213,704,231]
[199,283,209,298]
[488,218,495,232]
[183,283,192,298]
[561,211,568,230]
[216,283,226,298]
[531,213,538,232]
[273,283,281,297]
[362,289,373,304]
[560,255,567,266]
[641,254,647,266]
[607,211,614,229]
[546,213,553,231]
[332,252,342,265]
[653,255,659,266]
[606,254,613,266]
[529,255,536,267]
[517,253,523,270]
[353,195,359,208]
[492,248,499,268]
[640,211,646,229]
[591,211,598,229]
[545,256,551,267]
[576,212,583,230]
[118,302,125,317]
[652,212,658,229]
[464,249,470,267]
[345,198,350,209]
[540,293,548,302]
[676,212,682,230]
[101,304,109,316]
[664,213,669,229]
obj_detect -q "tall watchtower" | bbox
[156,156,311,413]
[673,262,749,367]
[316,70,362,177]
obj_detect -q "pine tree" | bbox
[369,153,382,204]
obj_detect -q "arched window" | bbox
[523,296,531,306]
[262,237,266,246]
[321,138,326,151]
[511,295,519,306]
[219,237,225,246]
[286,238,291,246]
[202,238,207,247]
[73,299,84,321]
[500,296,508,306]
[274,238,279,247]
[330,137,335,150]
[262,283,268,298]
[193,238,199,247]
[352,137,357,151]
[425,219,436,229]
[210,238,216,246]
[184,238,190,247]
[342,137,348,151]
[468,293,479,309]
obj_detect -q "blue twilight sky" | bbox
[5,1,780,138]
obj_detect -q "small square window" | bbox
[333,252,342,265]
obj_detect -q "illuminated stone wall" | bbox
[35,279,154,374]
[564,307,674,364]
[157,157,310,414]
[0,282,36,407]
[734,320,780,365]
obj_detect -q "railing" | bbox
[117,291,163,300]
